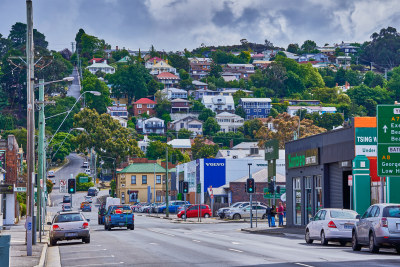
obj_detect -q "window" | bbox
[156,175,161,184]
[137,104,142,108]
[142,175,147,184]
[138,110,142,114]
[293,177,301,225]
[305,176,312,223]
[131,175,136,184]
[314,175,322,213]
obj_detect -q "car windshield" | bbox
[330,210,358,219]
[55,213,83,223]
[383,206,400,218]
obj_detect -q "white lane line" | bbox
[62,255,114,261]
[62,249,107,253]
[149,243,158,245]
[192,240,201,243]
[232,242,240,245]
[295,263,314,267]
[148,228,175,237]
[229,248,243,253]
[63,263,123,267]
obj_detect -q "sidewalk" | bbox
[241,225,304,238]
[2,218,49,267]
[145,213,252,224]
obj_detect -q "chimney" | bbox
[116,46,119,50]
[230,139,233,148]
[336,83,338,87]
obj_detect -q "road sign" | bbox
[348,175,353,187]
[263,187,286,199]
[78,176,89,183]
[15,187,27,192]
[0,184,14,194]
[59,179,66,193]
[377,105,400,176]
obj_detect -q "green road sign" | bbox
[377,105,400,176]
[263,187,286,199]
[196,183,201,193]
[78,176,89,183]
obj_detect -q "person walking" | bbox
[271,205,276,227]
[278,202,284,226]
[265,206,272,227]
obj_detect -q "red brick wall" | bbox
[4,135,19,184]
[230,182,269,204]
[133,104,156,117]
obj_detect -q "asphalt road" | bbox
[47,154,400,267]
[66,67,81,99]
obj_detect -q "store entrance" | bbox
[342,170,351,209]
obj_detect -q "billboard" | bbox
[203,159,226,190]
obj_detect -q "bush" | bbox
[76,182,94,191]
[20,203,27,217]
[46,179,54,194]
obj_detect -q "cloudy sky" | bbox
[0,0,399,52]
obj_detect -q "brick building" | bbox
[133,98,156,117]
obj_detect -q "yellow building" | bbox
[116,163,171,204]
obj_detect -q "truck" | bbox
[98,197,121,225]
[104,205,134,230]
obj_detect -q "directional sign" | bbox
[377,105,400,176]
[263,187,286,199]
[15,187,27,192]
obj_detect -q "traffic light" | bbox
[276,185,281,194]
[68,179,76,194]
[183,182,189,194]
[268,181,275,194]
[246,178,255,193]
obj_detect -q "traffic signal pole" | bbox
[248,163,253,228]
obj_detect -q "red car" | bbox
[177,204,211,219]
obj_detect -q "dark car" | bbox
[63,195,71,203]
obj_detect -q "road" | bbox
[66,67,81,99]
[47,154,400,267]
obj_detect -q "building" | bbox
[169,116,203,136]
[107,106,128,119]
[284,100,321,106]
[145,57,163,69]
[138,135,151,153]
[89,57,105,64]
[86,60,115,75]
[239,98,272,119]
[137,117,165,134]
[157,72,180,88]
[170,98,190,113]
[202,95,235,114]
[194,89,218,100]
[167,139,192,155]
[287,106,337,117]
[161,88,188,100]
[218,88,253,97]
[215,112,244,133]
[150,60,177,75]
[192,80,208,90]
[189,62,211,80]
[112,116,127,128]
[116,163,169,203]
[133,98,156,117]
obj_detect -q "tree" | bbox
[154,91,171,118]
[301,40,317,53]
[203,117,220,136]
[241,119,263,139]
[178,128,193,139]
[48,132,74,162]
[147,79,162,95]
[191,100,205,112]
[235,106,246,118]
[312,87,339,103]
[198,108,216,122]
[146,140,183,163]
[305,112,344,130]
[191,137,219,159]
[45,96,81,133]
[287,43,299,54]
[346,84,393,115]
[213,131,245,147]
[178,69,193,89]
[264,62,287,97]
[387,66,400,99]
[2,128,27,152]
[232,90,248,105]
[81,72,111,114]
[209,62,223,78]
[168,53,190,72]
[8,22,48,49]
[75,28,86,53]
[112,49,130,62]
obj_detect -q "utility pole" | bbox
[71,42,75,54]
[165,146,169,217]
[36,79,45,242]
[26,0,35,256]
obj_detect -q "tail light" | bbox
[328,221,337,228]
[132,214,135,221]
[108,216,111,221]
[381,217,388,227]
[82,222,89,229]
[52,224,61,231]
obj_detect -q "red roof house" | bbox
[133,98,156,117]
[157,72,180,88]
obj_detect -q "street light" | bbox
[34,77,74,88]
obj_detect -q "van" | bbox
[83,161,88,168]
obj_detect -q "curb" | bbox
[34,243,48,267]
[145,214,250,224]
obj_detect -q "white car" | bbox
[48,171,55,177]
[305,208,358,246]
[85,169,91,175]
[84,196,93,203]
[225,205,268,220]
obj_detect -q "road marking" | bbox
[149,243,158,245]
[232,242,240,245]
[295,263,314,267]
[229,248,243,253]
[63,263,123,267]
[148,228,175,237]
[63,249,107,253]
[192,240,201,242]
[62,255,113,261]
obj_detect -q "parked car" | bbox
[104,205,134,231]
[48,171,55,177]
[217,202,248,219]
[225,205,268,220]
[352,204,400,254]
[48,211,90,246]
[156,201,190,214]
[87,187,98,196]
[305,208,358,245]
[177,204,212,219]
[81,203,92,212]
[85,196,93,203]
[62,195,71,204]
[83,161,88,168]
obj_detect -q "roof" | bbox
[192,80,208,86]
[171,98,189,103]
[134,98,156,104]
[147,57,163,62]
[216,112,241,118]
[167,139,192,149]
[118,163,166,173]
[202,95,234,105]
[162,88,187,93]
[86,62,114,69]
[107,106,127,111]
[240,98,271,103]
[232,142,259,150]
[190,139,215,146]
[157,72,179,79]
[153,61,173,68]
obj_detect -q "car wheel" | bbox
[320,231,328,246]
[352,232,361,251]
[83,237,90,243]
[305,229,313,244]
[369,232,379,253]
[233,214,241,220]
[181,214,186,219]
[129,224,134,230]
[204,213,210,218]
[395,246,400,254]
[261,214,266,220]
[108,226,112,231]
[104,224,108,231]
[50,238,57,247]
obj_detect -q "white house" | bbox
[86,60,115,75]
[287,106,337,116]
[161,87,188,100]
[138,135,151,153]
[112,116,127,128]
[169,116,203,136]
[138,117,165,134]
[201,95,235,113]
[150,60,177,75]
[215,112,244,133]
[107,106,128,119]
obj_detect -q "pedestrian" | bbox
[283,203,287,219]
[278,202,284,226]
[271,205,276,227]
[265,206,272,227]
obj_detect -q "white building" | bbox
[139,117,165,134]
[107,106,128,119]
[150,60,177,75]
[201,95,235,114]
[161,87,188,100]
[215,112,244,133]
[287,106,337,116]
[169,116,203,136]
[86,60,115,75]
[138,135,151,153]
[112,116,127,128]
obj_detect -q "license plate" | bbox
[344,224,353,229]
[119,223,125,226]
[65,233,78,237]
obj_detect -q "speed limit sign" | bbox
[59,179,66,193]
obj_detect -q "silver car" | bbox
[48,211,90,246]
[352,203,400,254]
[217,202,248,219]
[225,204,268,220]
[305,208,358,246]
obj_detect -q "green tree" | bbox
[213,131,245,147]
[48,132,75,162]
[191,137,219,159]
[346,84,393,115]
[209,63,223,78]
[112,49,130,61]
[8,22,48,49]
[198,108,216,122]
[147,79,162,95]
[301,40,317,53]
[232,90,248,105]
[44,96,81,133]
[81,72,111,114]
[235,106,246,118]
[241,119,263,139]
[178,128,193,139]
[203,117,220,136]
[287,43,299,53]
[387,66,400,99]
[168,53,190,72]
[146,140,183,163]
[2,128,27,152]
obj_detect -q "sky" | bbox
[0,0,400,52]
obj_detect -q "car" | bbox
[177,204,212,219]
[305,208,358,246]
[217,202,249,219]
[63,195,71,204]
[50,178,56,185]
[225,204,268,220]
[87,187,98,196]
[352,203,400,254]
[156,201,190,214]
[85,196,93,203]
[81,201,90,209]
[81,203,92,212]
[104,205,134,231]
[48,211,90,246]
[48,171,55,177]
[62,203,72,212]
[83,161,89,168]
[85,169,91,175]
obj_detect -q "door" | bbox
[315,210,327,238]
[309,211,321,238]
[186,206,198,218]
[358,206,373,243]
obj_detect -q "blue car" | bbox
[82,203,92,212]
[156,201,190,214]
